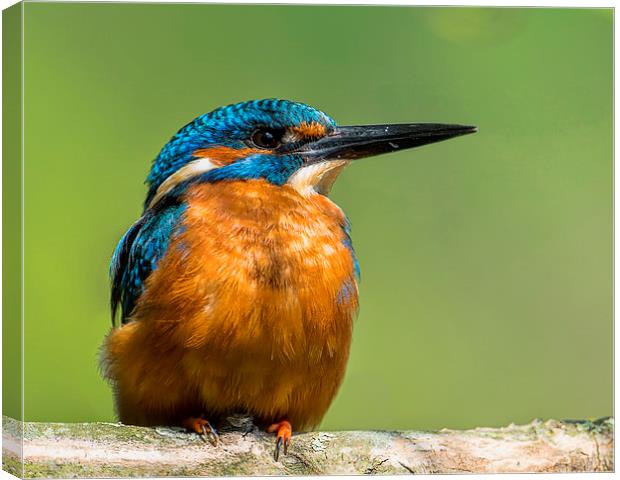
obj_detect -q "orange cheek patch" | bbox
[193,146,267,166]
[290,122,327,140]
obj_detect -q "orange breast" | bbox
[113,179,359,429]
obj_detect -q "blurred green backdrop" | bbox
[22,4,612,431]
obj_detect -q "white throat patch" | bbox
[286,160,350,196]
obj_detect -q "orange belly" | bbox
[102,179,358,430]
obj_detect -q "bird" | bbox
[100,98,476,460]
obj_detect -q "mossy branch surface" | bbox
[2,415,613,477]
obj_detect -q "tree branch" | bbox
[2,415,613,477]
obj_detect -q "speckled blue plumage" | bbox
[111,204,186,320]
[342,217,361,280]
[145,99,336,209]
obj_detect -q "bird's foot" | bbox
[182,416,219,446]
[267,419,292,461]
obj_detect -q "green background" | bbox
[21,4,612,431]
[3,2,23,422]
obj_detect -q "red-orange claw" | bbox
[267,420,292,461]
[182,416,219,446]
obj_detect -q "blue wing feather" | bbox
[110,204,187,324]
[341,216,360,280]
[335,216,360,305]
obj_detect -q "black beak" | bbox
[299,123,477,163]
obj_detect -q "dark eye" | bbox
[251,128,284,149]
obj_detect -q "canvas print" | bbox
[2,2,613,477]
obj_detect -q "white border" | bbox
[0,2,615,480]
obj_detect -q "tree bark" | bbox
[2,415,613,477]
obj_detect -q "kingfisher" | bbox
[101,99,475,460]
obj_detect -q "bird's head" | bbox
[145,99,476,209]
